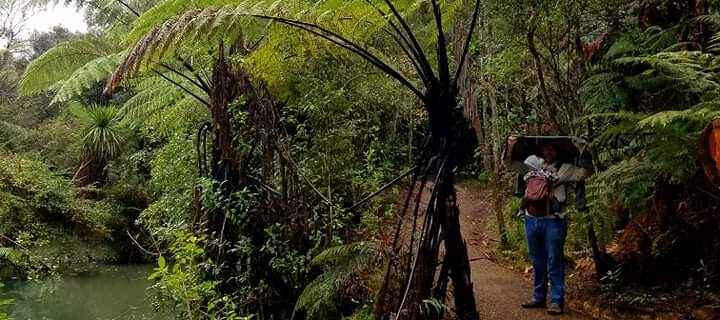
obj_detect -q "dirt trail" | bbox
[454,183,591,320]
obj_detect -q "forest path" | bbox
[454,182,591,320]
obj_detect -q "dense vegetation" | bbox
[0,0,719,319]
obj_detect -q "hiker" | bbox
[520,144,588,315]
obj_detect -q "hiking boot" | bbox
[520,300,546,309]
[547,302,563,315]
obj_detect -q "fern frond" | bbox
[579,72,629,113]
[110,0,436,92]
[603,32,641,61]
[20,36,119,96]
[311,241,377,267]
[614,51,720,94]
[636,107,720,130]
[294,241,378,320]
[52,52,124,104]
[120,75,187,120]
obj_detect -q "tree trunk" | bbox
[403,89,479,320]
[205,46,245,294]
[700,119,720,187]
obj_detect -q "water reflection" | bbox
[2,265,169,320]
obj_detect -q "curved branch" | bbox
[253,14,425,99]
[159,63,210,94]
[380,0,437,86]
[363,0,433,85]
[384,28,430,85]
[348,165,418,211]
[126,230,161,257]
[177,57,211,92]
[430,0,450,83]
[114,0,140,17]
[152,69,211,108]
[453,0,482,86]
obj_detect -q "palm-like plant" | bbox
[71,103,126,186]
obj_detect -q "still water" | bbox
[2,265,170,320]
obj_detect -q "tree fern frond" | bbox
[588,157,655,211]
[614,51,720,93]
[579,111,645,123]
[110,0,433,94]
[20,36,119,96]
[310,241,377,267]
[639,25,681,53]
[579,71,629,113]
[294,241,378,319]
[603,31,641,61]
[52,52,124,104]
[636,108,720,130]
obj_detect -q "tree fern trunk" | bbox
[402,90,479,320]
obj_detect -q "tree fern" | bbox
[294,241,378,320]
[51,52,124,104]
[110,0,461,91]
[20,35,119,96]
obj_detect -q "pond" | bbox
[1,265,171,320]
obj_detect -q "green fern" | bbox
[20,35,119,96]
[52,52,124,104]
[120,75,187,120]
[110,0,454,89]
[294,241,378,320]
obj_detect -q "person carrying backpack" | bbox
[519,144,588,315]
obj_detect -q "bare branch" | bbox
[152,69,211,108]
[253,14,425,99]
[160,63,210,94]
[430,0,450,83]
[363,0,433,85]
[453,0,482,86]
[348,165,417,211]
[380,0,438,86]
[176,57,211,92]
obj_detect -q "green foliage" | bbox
[0,283,12,320]
[0,152,112,235]
[499,198,528,259]
[579,23,720,233]
[19,35,119,97]
[71,103,127,162]
[139,132,198,239]
[51,53,123,104]
[149,232,219,317]
[0,152,117,277]
[294,241,378,320]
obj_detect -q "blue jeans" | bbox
[524,216,568,305]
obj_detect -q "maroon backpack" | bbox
[522,175,553,216]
